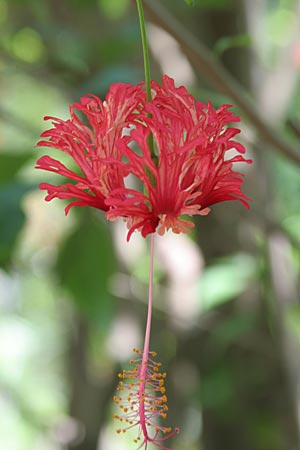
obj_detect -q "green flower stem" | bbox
[136,0,151,102]
[136,0,155,159]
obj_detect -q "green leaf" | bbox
[0,153,33,185]
[198,254,256,311]
[286,304,300,339]
[184,0,234,9]
[0,183,34,267]
[214,34,251,56]
[98,0,129,20]
[56,216,117,328]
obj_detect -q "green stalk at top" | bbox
[136,0,152,103]
[136,0,155,160]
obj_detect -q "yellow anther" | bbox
[160,387,166,394]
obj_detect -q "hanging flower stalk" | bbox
[36,1,252,449]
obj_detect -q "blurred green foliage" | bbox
[198,254,256,310]
[57,216,116,329]
[0,153,34,266]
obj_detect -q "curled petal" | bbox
[36,82,145,214]
[39,182,107,213]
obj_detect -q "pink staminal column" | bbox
[113,234,179,450]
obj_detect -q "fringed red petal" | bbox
[36,75,252,238]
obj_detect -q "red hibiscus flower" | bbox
[36,75,251,239]
[106,75,252,240]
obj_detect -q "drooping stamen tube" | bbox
[114,234,179,449]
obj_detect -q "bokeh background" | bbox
[1,0,300,449]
